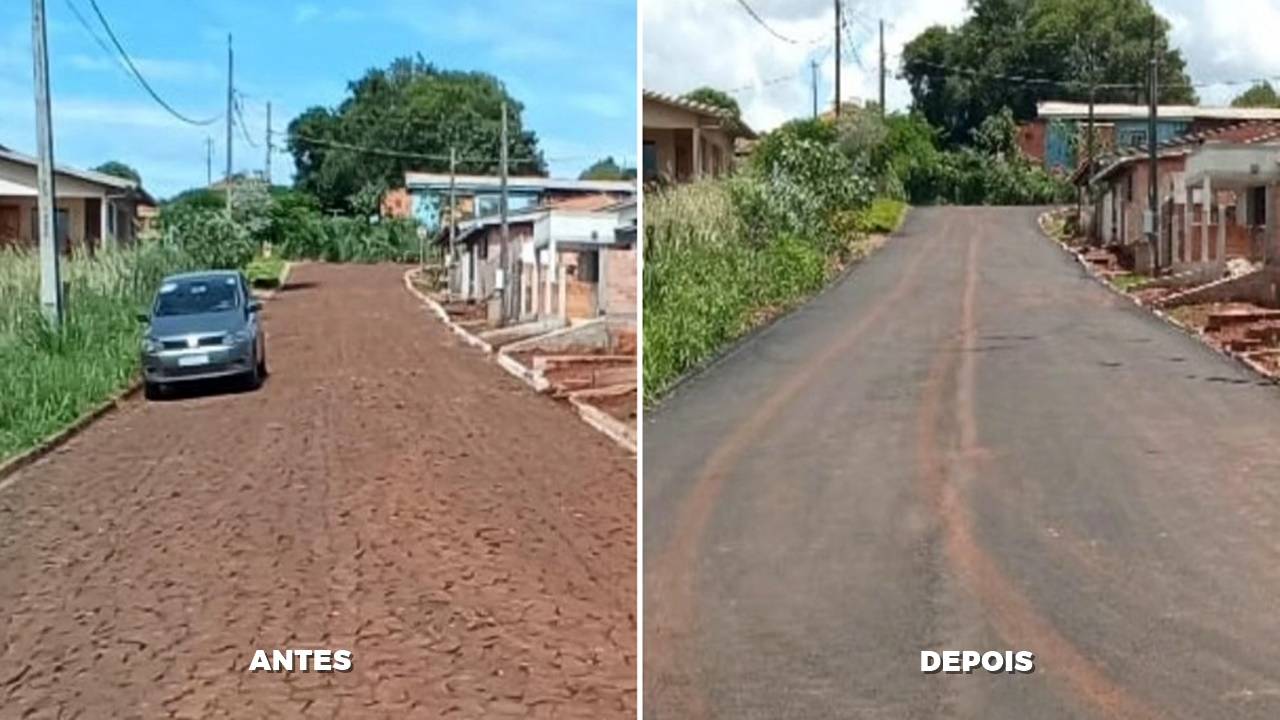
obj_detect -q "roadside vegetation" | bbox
[644,98,1070,401]
[0,244,196,460]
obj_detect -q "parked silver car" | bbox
[138,270,267,399]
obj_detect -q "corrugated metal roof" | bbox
[404,173,634,193]
[1039,101,1280,122]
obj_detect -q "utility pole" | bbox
[879,19,886,117]
[264,101,272,185]
[32,0,62,326]
[499,101,512,323]
[833,0,842,118]
[810,60,819,119]
[224,33,233,211]
[1146,15,1160,269]
[448,147,457,269]
[205,137,213,186]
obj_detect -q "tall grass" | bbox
[643,180,832,402]
[0,243,196,461]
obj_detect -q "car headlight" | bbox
[141,337,162,353]
[226,329,252,345]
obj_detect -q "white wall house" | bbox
[0,146,145,252]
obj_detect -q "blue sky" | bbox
[0,0,637,198]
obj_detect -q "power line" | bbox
[733,0,802,44]
[283,131,598,165]
[234,93,258,148]
[85,0,219,126]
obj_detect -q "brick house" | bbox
[1020,102,1280,171]
[1074,121,1280,269]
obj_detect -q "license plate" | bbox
[178,354,210,367]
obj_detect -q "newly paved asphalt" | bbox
[644,206,1280,719]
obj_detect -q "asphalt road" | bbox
[0,263,635,718]
[644,206,1280,719]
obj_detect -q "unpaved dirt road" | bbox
[645,207,1280,719]
[0,263,635,718]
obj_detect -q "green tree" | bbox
[287,55,546,210]
[579,156,636,181]
[92,161,141,185]
[682,87,741,119]
[902,0,1196,146]
[1231,82,1280,108]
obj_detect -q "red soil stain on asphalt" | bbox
[0,263,635,718]
[645,231,937,718]
[916,226,1160,720]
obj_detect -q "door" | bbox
[0,206,18,245]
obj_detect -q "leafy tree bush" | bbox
[287,55,546,211]
[92,161,141,186]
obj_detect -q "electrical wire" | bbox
[732,0,803,44]
[85,0,220,126]
[234,93,259,148]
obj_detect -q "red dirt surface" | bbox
[0,263,635,718]
[584,391,637,425]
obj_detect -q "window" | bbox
[1128,131,1147,148]
[643,141,658,181]
[1250,186,1267,226]
[30,208,70,249]
[578,250,599,282]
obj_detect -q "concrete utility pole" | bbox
[264,101,272,185]
[833,0,842,118]
[810,60,819,119]
[875,18,885,116]
[225,33,233,211]
[205,137,213,186]
[32,0,62,325]
[499,101,512,323]
[448,147,457,268]
[1146,16,1160,268]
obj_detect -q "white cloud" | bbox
[646,0,1280,131]
[643,0,968,132]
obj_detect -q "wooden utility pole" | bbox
[32,0,62,325]
[1146,16,1160,268]
[224,34,233,211]
[499,101,512,323]
[810,60,819,119]
[264,101,272,185]
[879,19,886,117]
[833,0,842,118]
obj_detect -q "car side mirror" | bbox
[247,300,263,313]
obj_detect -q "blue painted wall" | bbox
[1044,118,1191,171]
[410,188,541,233]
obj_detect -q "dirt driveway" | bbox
[0,263,635,718]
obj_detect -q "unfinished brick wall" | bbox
[603,246,636,316]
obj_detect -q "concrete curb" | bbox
[568,394,637,454]
[401,268,493,354]
[402,268,636,451]
[1035,209,1278,384]
[0,379,142,492]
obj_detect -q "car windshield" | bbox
[153,277,240,317]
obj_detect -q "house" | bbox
[642,90,756,183]
[401,172,633,234]
[444,199,636,325]
[1019,102,1280,172]
[1074,121,1280,269]
[0,146,148,250]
